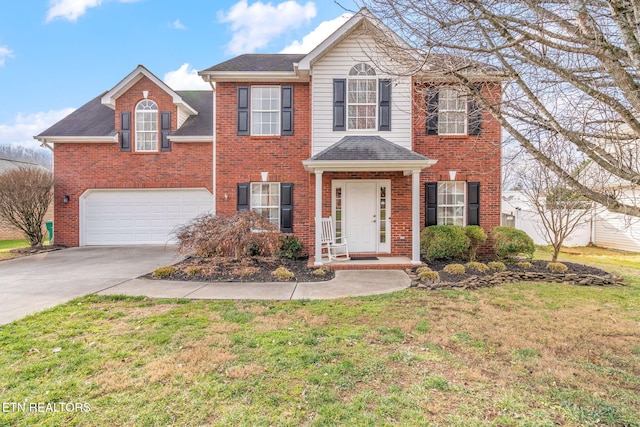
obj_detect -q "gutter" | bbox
[207,77,217,215]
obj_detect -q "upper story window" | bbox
[347,63,377,130]
[237,86,293,137]
[333,64,391,132]
[251,86,281,136]
[426,85,482,136]
[135,100,158,151]
[438,88,467,135]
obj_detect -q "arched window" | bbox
[135,100,158,151]
[347,63,377,130]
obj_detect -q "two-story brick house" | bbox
[36,8,503,265]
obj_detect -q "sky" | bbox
[0,0,357,148]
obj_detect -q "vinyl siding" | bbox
[311,29,412,155]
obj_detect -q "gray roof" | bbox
[0,158,48,174]
[37,93,115,138]
[309,136,432,161]
[170,91,213,137]
[202,54,306,73]
[36,91,213,139]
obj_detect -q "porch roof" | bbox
[302,136,436,173]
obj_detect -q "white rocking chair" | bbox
[319,217,350,262]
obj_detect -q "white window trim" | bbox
[135,99,159,152]
[437,181,467,226]
[438,87,468,136]
[250,182,280,227]
[251,86,281,136]
[347,63,378,131]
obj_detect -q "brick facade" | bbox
[53,75,502,257]
[53,76,212,247]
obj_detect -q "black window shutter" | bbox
[426,87,439,135]
[425,182,438,226]
[333,79,346,131]
[237,183,250,211]
[160,111,171,152]
[378,79,391,131]
[281,86,293,136]
[237,86,250,136]
[467,182,480,225]
[280,183,293,233]
[468,86,482,135]
[120,112,131,152]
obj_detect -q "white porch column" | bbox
[314,170,324,266]
[411,170,422,265]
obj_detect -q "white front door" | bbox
[345,182,378,252]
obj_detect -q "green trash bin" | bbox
[46,220,54,244]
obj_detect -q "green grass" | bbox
[0,247,639,426]
[0,239,30,251]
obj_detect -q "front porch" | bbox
[308,255,418,270]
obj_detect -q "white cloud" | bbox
[219,0,317,54]
[0,109,75,146]
[0,45,13,66]
[163,64,209,90]
[170,19,186,30]
[46,0,140,22]
[280,13,352,53]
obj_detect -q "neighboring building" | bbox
[36,8,504,264]
[501,190,640,252]
[0,158,54,241]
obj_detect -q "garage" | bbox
[80,189,212,245]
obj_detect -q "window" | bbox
[251,182,280,227]
[438,88,467,135]
[347,63,377,130]
[251,86,280,136]
[135,100,158,151]
[437,181,466,226]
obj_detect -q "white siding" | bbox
[595,210,640,252]
[177,106,190,129]
[311,29,413,155]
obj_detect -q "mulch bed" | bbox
[146,256,335,282]
[9,245,66,255]
[425,258,609,283]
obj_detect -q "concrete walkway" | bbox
[97,270,411,300]
[1,245,411,325]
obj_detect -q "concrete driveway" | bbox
[0,246,181,325]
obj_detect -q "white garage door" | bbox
[81,189,212,245]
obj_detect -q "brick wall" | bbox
[54,76,212,247]
[413,82,503,244]
[215,82,314,254]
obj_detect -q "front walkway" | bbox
[97,270,411,300]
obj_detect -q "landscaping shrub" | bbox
[418,270,440,282]
[272,266,295,280]
[547,262,568,273]
[517,261,534,269]
[487,261,506,272]
[185,266,203,276]
[153,266,177,279]
[465,261,489,273]
[175,211,281,259]
[278,234,304,259]
[490,226,535,259]
[420,225,470,261]
[416,266,432,274]
[443,263,466,275]
[312,266,329,277]
[465,225,487,261]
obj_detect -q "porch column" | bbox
[314,170,324,266]
[411,170,422,265]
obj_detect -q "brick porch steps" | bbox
[308,255,419,270]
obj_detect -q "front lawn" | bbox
[0,248,638,426]
[0,239,29,260]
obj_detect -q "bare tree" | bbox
[0,166,54,246]
[354,0,640,217]
[520,160,593,262]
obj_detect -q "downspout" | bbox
[208,78,217,215]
